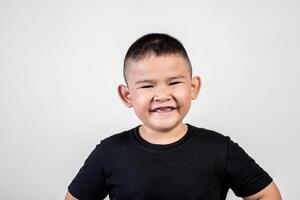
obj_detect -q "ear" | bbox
[190,76,201,100]
[118,84,133,107]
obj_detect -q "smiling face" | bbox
[118,54,201,134]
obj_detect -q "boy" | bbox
[65,33,281,200]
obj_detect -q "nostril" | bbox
[153,95,171,102]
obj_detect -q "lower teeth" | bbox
[157,108,172,112]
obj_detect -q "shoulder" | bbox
[187,124,233,159]
[96,126,137,154]
[101,127,134,144]
[189,124,230,145]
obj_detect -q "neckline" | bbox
[131,123,194,152]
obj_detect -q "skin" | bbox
[64,54,281,200]
[64,192,76,200]
[119,54,200,144]
[242,181,281,200]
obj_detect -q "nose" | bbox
[153,85,171,102]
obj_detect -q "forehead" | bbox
[125,54,191,82]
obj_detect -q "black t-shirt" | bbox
[68,124,272,200]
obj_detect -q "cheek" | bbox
[173,86,191,101]
[132,92,151,109]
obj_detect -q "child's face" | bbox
[118,54,200,133]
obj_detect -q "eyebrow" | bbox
[168,75,186,81]
[134,75,186,85]
[135,79,155,85]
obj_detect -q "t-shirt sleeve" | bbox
[68,143,108,200]
[224,137,273,197]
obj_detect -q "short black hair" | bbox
[123,33,192,84]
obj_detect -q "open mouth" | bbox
[151,107,176,113]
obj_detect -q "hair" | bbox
[123,33,192,84]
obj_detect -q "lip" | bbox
[150,106,176,112]
[149,106,178,118]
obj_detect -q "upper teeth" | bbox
[154,107,173,112]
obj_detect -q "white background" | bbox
[1,0,299,199]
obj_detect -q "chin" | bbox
[151,121,182,132]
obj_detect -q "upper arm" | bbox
[64,191,78,200]
[242,181,282,200]
[225,138,274,197]
[67,144,108,199]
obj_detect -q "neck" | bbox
[139,123,187,145]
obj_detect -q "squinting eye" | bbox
[140,85,153,89]
[169,81,181,85]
